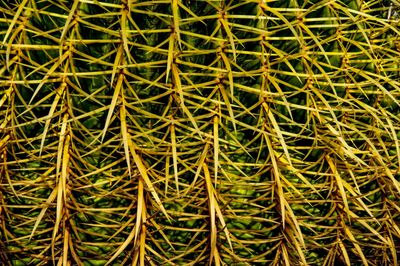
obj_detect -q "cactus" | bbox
[1,0,400,265]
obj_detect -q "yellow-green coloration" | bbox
[0,0,400,265]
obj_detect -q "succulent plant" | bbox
[0,0,400,265]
